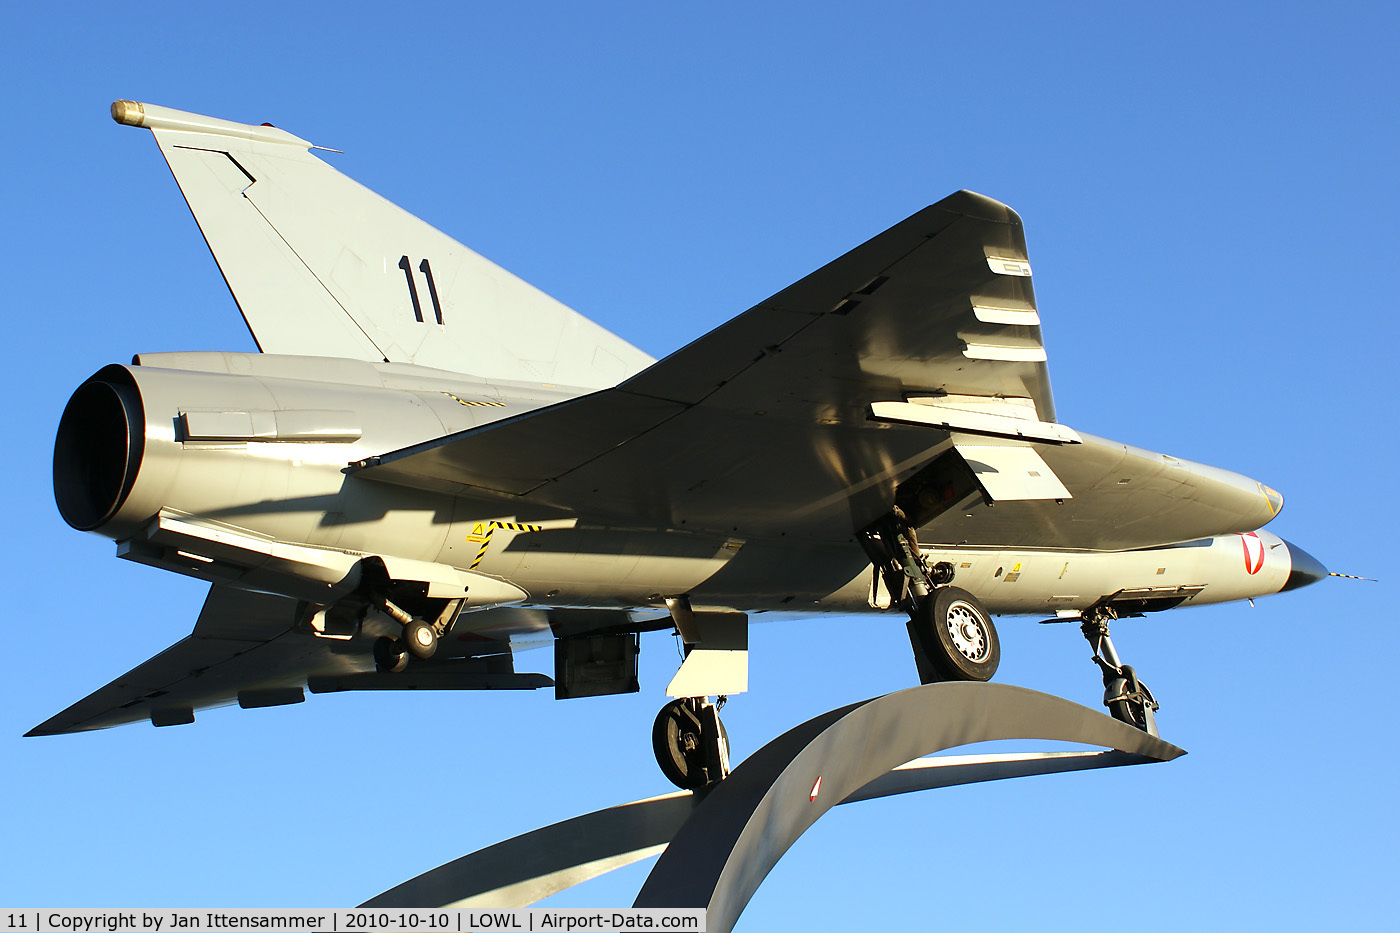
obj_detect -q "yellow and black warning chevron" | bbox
[442,391,507,408]
[469,520,543,570]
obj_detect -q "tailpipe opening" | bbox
[53,366,144,531]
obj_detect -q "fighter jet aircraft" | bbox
[33,101,1326,787]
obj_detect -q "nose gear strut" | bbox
[1080,606,1159,735]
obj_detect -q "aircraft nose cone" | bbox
[1281,540,1328,592]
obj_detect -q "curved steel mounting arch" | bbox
[363,682,1183,929]
[634,682,1182,929]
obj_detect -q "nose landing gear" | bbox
[1080,606,1159,734]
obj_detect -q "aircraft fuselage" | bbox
[56,353,1312,650]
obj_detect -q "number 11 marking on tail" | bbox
[399,255,444,325]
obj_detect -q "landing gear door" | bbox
[665,613,748,698]
[868,566,895,610]
[952,444,1072,502]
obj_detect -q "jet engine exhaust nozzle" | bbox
[53,368,144,532]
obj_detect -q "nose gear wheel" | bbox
[1105,664,1158,730]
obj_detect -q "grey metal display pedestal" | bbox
[363,682,1184,931]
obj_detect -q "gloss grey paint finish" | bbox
[56,356,1303,617]
[34,102,1323,736]
[108,101,654,388]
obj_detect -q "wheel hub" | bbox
[945,603,988,662]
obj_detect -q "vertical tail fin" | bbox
[114,101,652,387]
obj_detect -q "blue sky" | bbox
[2,2,1395,928]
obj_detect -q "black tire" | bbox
[652,699,729,790]
[714,715,730,780]
[917,587,1000,682]
[373,636,409,673]
[1107,665,1154,731]
[402,619,438,660]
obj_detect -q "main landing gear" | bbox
[652,696,730,790]
[372,597,465,673]
[1080,606,1159,734]
[914,586,1000,681]
[861,508,1001,685]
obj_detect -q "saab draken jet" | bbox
[34,101,1326,787]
